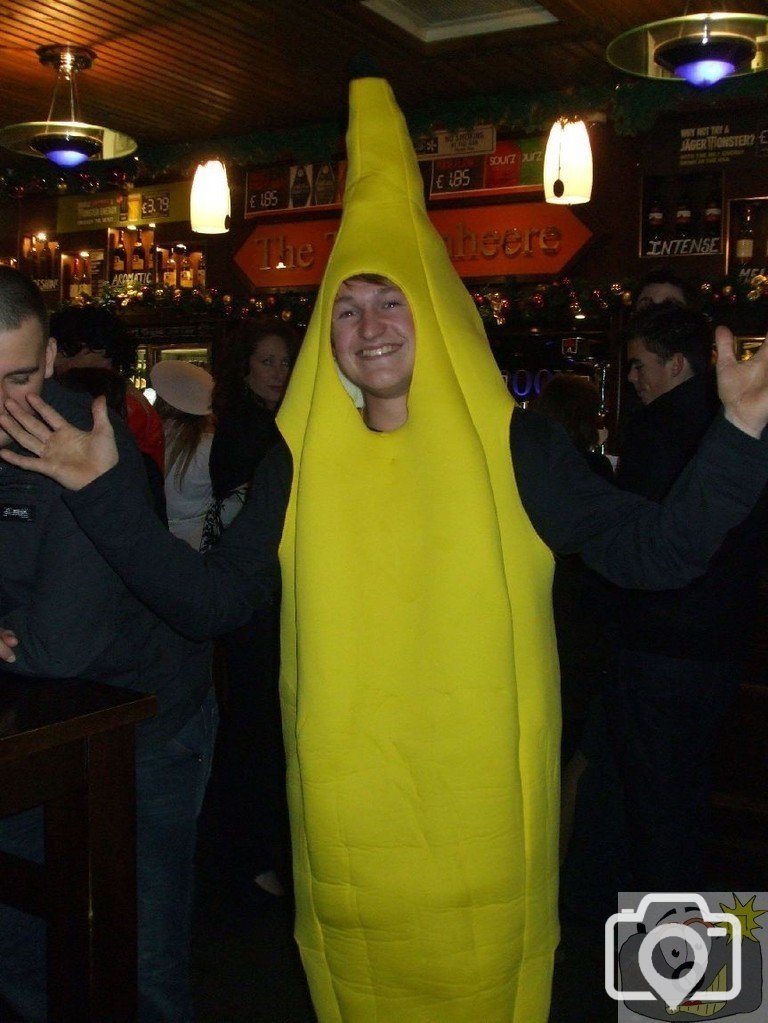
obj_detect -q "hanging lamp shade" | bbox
[190,160,231,234]
[0,45,136,166]
[543,118,592,205]
[607,13,768,87]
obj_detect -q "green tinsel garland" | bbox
[2,72,767,195]
[76,272,768,339]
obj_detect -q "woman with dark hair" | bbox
[208,319,297,517]
[207,318,297,908]
[150,360,214,550]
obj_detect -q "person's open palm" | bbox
[0,393,118,490]
[716,325,768,439]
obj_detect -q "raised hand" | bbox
[715,325,768,439]
[0,393,118,490]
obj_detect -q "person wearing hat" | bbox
[4,77,768,1023]
[149,360,214,550]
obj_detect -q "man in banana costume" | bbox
[4,76,768,1023]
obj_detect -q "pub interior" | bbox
[0,2,767,1021]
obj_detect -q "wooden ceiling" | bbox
[0,0,765,150]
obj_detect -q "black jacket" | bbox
[615,373,768,660]
[0,379,211,747]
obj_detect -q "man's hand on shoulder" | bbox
[716,325,768,439]
[0,393,118,489]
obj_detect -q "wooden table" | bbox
[0,672,156,1022]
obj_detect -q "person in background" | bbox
[149,360,214,550]
[51,304,165,483]
[530,373,614,863]
[0,267,220,1022]
[634,266,689,312]
[207,319,297,907]
[564,303,768,914]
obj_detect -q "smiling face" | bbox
[245,334,292,410]
[0,316,55,448]
[331,277,415,429]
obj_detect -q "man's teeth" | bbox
[360,345,399,358]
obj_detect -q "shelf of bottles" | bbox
[727,197,768,283]
[640,171,723,260]
[109,226,207,291]
[17,233,62,297]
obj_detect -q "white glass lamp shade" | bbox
[190,159,231,233]
[543,119,593,205]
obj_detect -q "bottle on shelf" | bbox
[180,246,193,289]
[131,231,146,272]
[196,250,206,289]
[38,235,53,279]
[69,256,83,299]
[148,228,157,281]
[646,193,665,246]
[163,246,178,288]
[290,165,311,207]
[112,230,127,275]
[28,235,39,277]
[674,190,692,239]
[79,253,92,297]
[313,162,336,205]
[703,180,722,242]
[735,205,755,266]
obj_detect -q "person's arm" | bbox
[512,408,768,589]
[60,439,287,639]
[0,395,285,640]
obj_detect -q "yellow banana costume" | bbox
[277,77,559,1022]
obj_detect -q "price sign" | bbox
[245,167,290,217]
[141,191,171,219]
[430,156,485,197]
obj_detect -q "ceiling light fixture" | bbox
[190,160,231,234]
[543,118,593,205]
[0,45,137,167]
[607,12,768,87]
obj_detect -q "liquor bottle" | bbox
[180,248,193,289]
[163,247,177,288]
[674,190,692,239]
[131,232,146,272]
[196,250,206,289]
[79,255,92,297]
[290,165,311,207]
[38,236,53,279]
[112,230,126,274]
[69,256,83,299]
[28,235,39,277]
[703,181,722,241]
[148,230,157,282]
[312,162,336,205]
[735,205,755,265]
[646,194,665,245]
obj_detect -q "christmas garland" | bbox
[73,272,768,337]
[2,73,767,198]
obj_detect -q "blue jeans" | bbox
[0,691,217,1022]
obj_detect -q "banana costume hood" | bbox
[277,77,559,1022]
